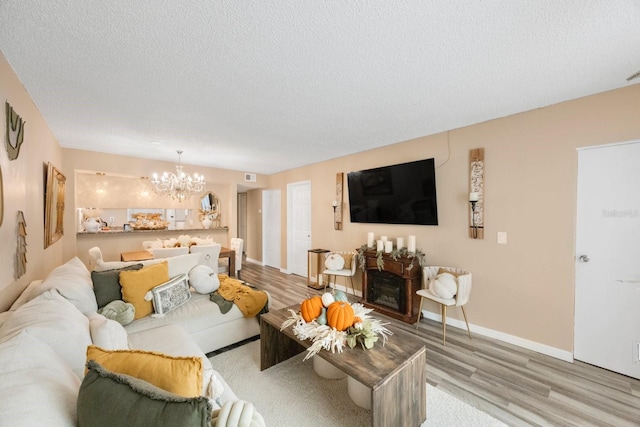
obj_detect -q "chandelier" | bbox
[151,150,205,202]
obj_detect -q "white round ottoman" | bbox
[347,376,372,410]
[313,356,346,379]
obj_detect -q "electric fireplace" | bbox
[360,250,423,323]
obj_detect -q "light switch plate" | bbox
[497,232,507,244]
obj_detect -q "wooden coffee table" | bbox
[260,305,426,427]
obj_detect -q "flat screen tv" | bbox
[347,158,438,225]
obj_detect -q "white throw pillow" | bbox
[0,331,81,426]
[88,313,129,350]
[428,272,458,299]
[0,290,92,378]
[325,253,345,271]
[9,257,97,315]
[189,265,220,294]
[8,280,43,311]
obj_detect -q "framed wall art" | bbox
[44,162,66,248]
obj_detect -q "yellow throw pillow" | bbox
[86,345,203,398]
[119,262,169,319]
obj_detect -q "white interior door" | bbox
[575,141,640,379]
[262,190,281,269]
[287,181,311,277]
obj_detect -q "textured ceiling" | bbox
[1,1,639,174]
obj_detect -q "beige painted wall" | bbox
[260,84,640,352]
[0,52,65,311]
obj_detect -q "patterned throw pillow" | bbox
[145,274,191,317]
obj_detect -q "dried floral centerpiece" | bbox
[281,289,392,360]
[128,212,170,230]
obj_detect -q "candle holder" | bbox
[469,200,478,239]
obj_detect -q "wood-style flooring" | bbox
[240,260,640,427]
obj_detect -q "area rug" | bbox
[209,340,506,426]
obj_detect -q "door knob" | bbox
[578,255,590,262]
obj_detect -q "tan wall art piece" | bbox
[469,148,485,239]
[5,101,26,161]
[334,172,343,230]
[44,163,66,248]
[16,211,27,279]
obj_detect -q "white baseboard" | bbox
[420,309,574,363]
[245,257,263,266]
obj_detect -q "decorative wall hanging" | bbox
[5,101,25,161]
[16,211,27,279]
[469,148,485,239]
[333,172,343,230]
[44,162,66,248]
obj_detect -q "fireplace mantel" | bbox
[360,250,423,323]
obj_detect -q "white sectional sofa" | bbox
[0,254,266,426]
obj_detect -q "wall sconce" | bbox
[469,148,485,239]
[469,192,479,239]
[334,173,343,230]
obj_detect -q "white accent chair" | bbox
[321,251,357,295]
[219,238,243,279]
[416,266,472,346]
[150,246,189,259]
[189,244,222,271]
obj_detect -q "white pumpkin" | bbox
[321,292,335,307]
[324,253,345,271]
[188,265,220,294]
[428,272,457,299]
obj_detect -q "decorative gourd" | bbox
[353,316,362,325]
[321,292,335,307]
[326,301,355,331]
[317,307,327,325]
[333,290,348,302]
[300,296,323,322]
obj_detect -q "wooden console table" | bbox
[361,250,423,324]
[260,305,426,427]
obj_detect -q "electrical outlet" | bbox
[634,341,640,364]
[497,232,507,244]
[109,216,115,224]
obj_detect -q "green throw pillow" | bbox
[91,264,143,308]
[78,360,212,427]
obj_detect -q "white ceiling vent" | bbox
[244,173,256,182]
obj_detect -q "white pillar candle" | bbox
[381,235,387,242]
[367,232,375,247]
[469,192,479,202]
[407,235,416,253]
[384,241,393,253]
[396,237,404,249]
[376,240,384,252]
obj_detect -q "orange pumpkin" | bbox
[300,296,323,322]
[353,316,363,325]
[326,301,355,331]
